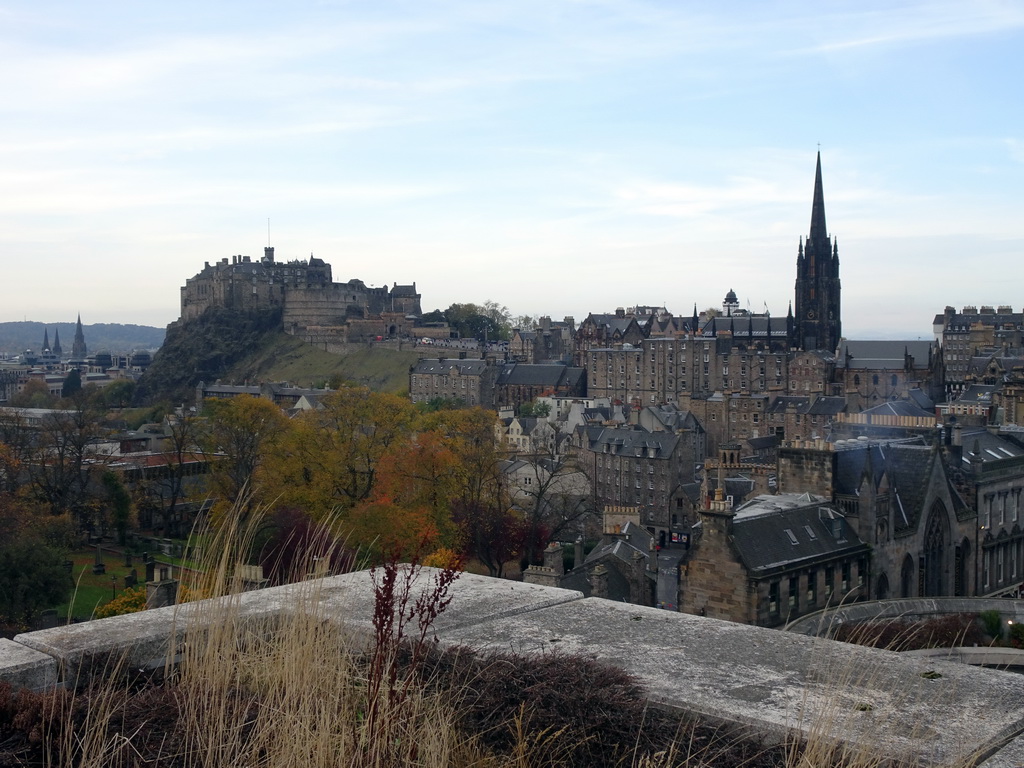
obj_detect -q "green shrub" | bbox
[980,609,1002,638]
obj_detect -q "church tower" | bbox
[71,314,88,361]
[792,152,841,352]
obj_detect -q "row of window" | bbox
[767,559,865,616]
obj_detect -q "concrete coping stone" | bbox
[0,638,58,692]
[11,569,583,686]
[439,595,1024,766]
[5,570,1024,765]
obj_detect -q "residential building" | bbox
[680,491,869,627]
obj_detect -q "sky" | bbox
[1,1,1022,339]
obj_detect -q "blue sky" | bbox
[1,0,1022,338]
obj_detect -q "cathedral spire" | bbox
[71,314,87,360]
[809,150,828,247]
[42,328,50,352]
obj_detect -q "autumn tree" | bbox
[263,387,417,519]
[201,395,288,518]
[419,407,526,576]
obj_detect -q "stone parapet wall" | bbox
[2,571,1023,766]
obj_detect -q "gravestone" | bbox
[92,545,105,576]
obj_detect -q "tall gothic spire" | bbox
[71,314,88,360]
[809,150,828,248]
[42,328,50,352]
[793,152,842,352]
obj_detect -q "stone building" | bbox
[574,414,703,547]
[836,339,943,411]
[572,310,649,367]
[764,395,847,443]
[180,247,421,343]
[777,437,976,599]
[493,362,586,413]
[680,491,869,627]
[934,305,1024,397]
[585,321,790,409]
[408,358,498,408]
[945,426,1024,597]
[509,317,576,364]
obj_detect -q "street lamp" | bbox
[111,575,117,600]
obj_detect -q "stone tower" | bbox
[792,152,841,353]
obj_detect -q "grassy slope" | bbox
[224,333,424,394]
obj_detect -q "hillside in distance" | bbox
[0,321,165,356]
[135,307,422,405]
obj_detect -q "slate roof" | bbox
[730,494,868,575]
[959,429,1024,465]
[886,444,936,532]
[837,340,936,370]
[906,387,935,411]
[586,426,681,459]
[956,385,997,405]
[967,355,1024,379]
[495,362,585,388]
[412,358,491,375]
[859,400,935,419]
[714,315,789,339]
[585,313,641,336]
[766,395,846,416]
[747,435,780,451]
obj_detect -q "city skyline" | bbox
[1,1,1022,337]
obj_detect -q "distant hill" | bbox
[0,321,165,356]
[135,307,421,406]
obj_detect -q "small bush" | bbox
[980,609,1002,638]
[94,586,147,619]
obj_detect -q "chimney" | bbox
[574,537,585,569]
[589,564,609,599]
[542,542,564,577]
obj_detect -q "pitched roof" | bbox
[496,362,584,388]
[859,400,935,419]
[729,494,867,574]
[412,358,491,375]
[837,340,936,370]
[586,426,681,459]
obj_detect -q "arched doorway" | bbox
[875,572,890,600]
[923,502,951,597]
[900,555,915,598]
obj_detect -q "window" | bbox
[769,582,780,615]
[825,567,834,598]
[788,578,798,610]
[841,562,851,592]
[807,570,817,605]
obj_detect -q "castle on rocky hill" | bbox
[180,247,422,347]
